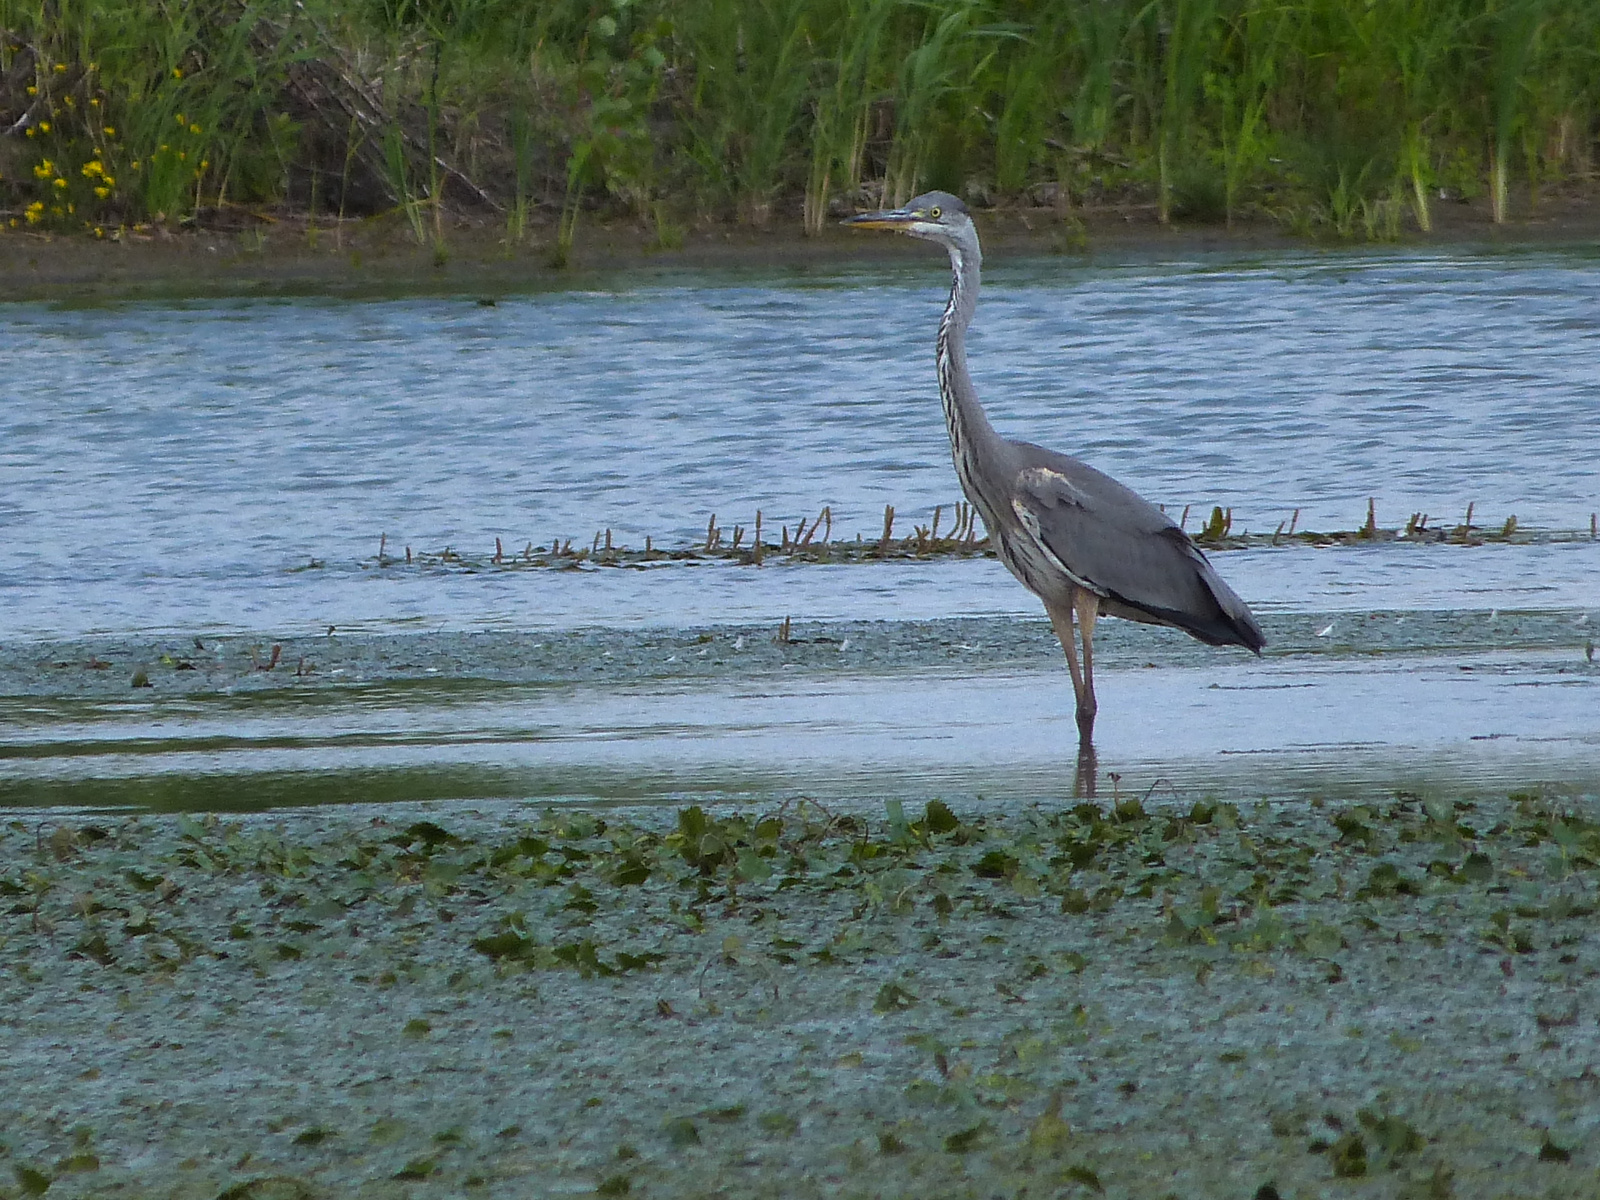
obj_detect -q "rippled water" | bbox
[3,245,1597,810]
[3,246,1597,639]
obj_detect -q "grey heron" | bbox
[845,191,1264,749]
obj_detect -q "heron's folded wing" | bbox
[1011,464,1261,648]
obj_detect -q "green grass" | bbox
[2,0,1598,242]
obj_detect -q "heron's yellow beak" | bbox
[842,208,920,231]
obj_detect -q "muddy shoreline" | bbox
[5,194,1600,303]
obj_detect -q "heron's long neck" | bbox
[937,241,1003,501]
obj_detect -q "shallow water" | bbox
[4,246,1598,639]
[2,246,1597,809]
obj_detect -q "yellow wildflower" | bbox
[104,127,116,136]
[82,160,103,177]
[95,226,105,237]
[178,151,187,161]
[94,186,110,198]
[189,123,202,134]
[172,67,183,78]
[54,62,67,73]
[25,126,36,137]
[39,121,51,132]
[90,97,100,107]
[34,161,53,178]
[103,175,115,186]
[176,113,186,125]
[26,85,37,95]
[131,160,141,170]
[53,176,68,189]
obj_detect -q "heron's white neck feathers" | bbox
[935,235,1002,514]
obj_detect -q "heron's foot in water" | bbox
[1075,702,1096,746]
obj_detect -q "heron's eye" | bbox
[929,206,942,219]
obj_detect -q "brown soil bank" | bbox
[5,191,1600,303]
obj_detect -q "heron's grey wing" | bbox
[1008,446,1265,651]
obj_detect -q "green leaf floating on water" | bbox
[943,1122,990,1153]
[924,800,960,835]
[1327,1131,1367,1177]
[471,930,536,960]
[972,850,1019,879]
[662,1117,699,1148]
[1062,1164,1104,1193]
[873,982,918,1012]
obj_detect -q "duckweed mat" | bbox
[3,791,1598,1198]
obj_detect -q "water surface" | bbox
[3,246,1596,810]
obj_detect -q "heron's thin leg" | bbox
[1073,590,1100,742]
[1046,596,1087,715]
[1073,742,1097,799]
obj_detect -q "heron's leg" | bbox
[1046,596,1087,717]
[1073,590,1100,741]
[1073,742,1097,799]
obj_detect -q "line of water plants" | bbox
[1,0,1597,247]
[353,497,1600,577]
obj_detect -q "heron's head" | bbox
[842,191,975,251]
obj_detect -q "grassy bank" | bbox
[2,793,1598,1196]
[2,0,1597,251]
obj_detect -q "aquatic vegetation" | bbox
[365,499,1598,576]
[2,789,1598,1192]
[2,0,1597,238]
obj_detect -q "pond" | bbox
[2,245,1597,808]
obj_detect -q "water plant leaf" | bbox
[1062,1163,1103,1192]
[1357,863,1421,898]
[397,822,459,849]
[612,857,651,886]
[1299,923,1345,957]
[873,982,918,1012]
[972,850,1019,879]
[15,1165,51,1196]
[215,1179,316,1200]
[1333,813,1375,845]
[70,933,114,966]
[392,1158,436,1180]
[597,1175,632,1196]
[1357,1110,1424,1167]
[735,849,772,883]
[943,1122,990,1153]
[1537,1137,1572,1162]
[471,930,535,961]
[662,1117,699,1148]
[757,1112,798,1138]
[1328,1131,1367,1177]
[924,801,959,835]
